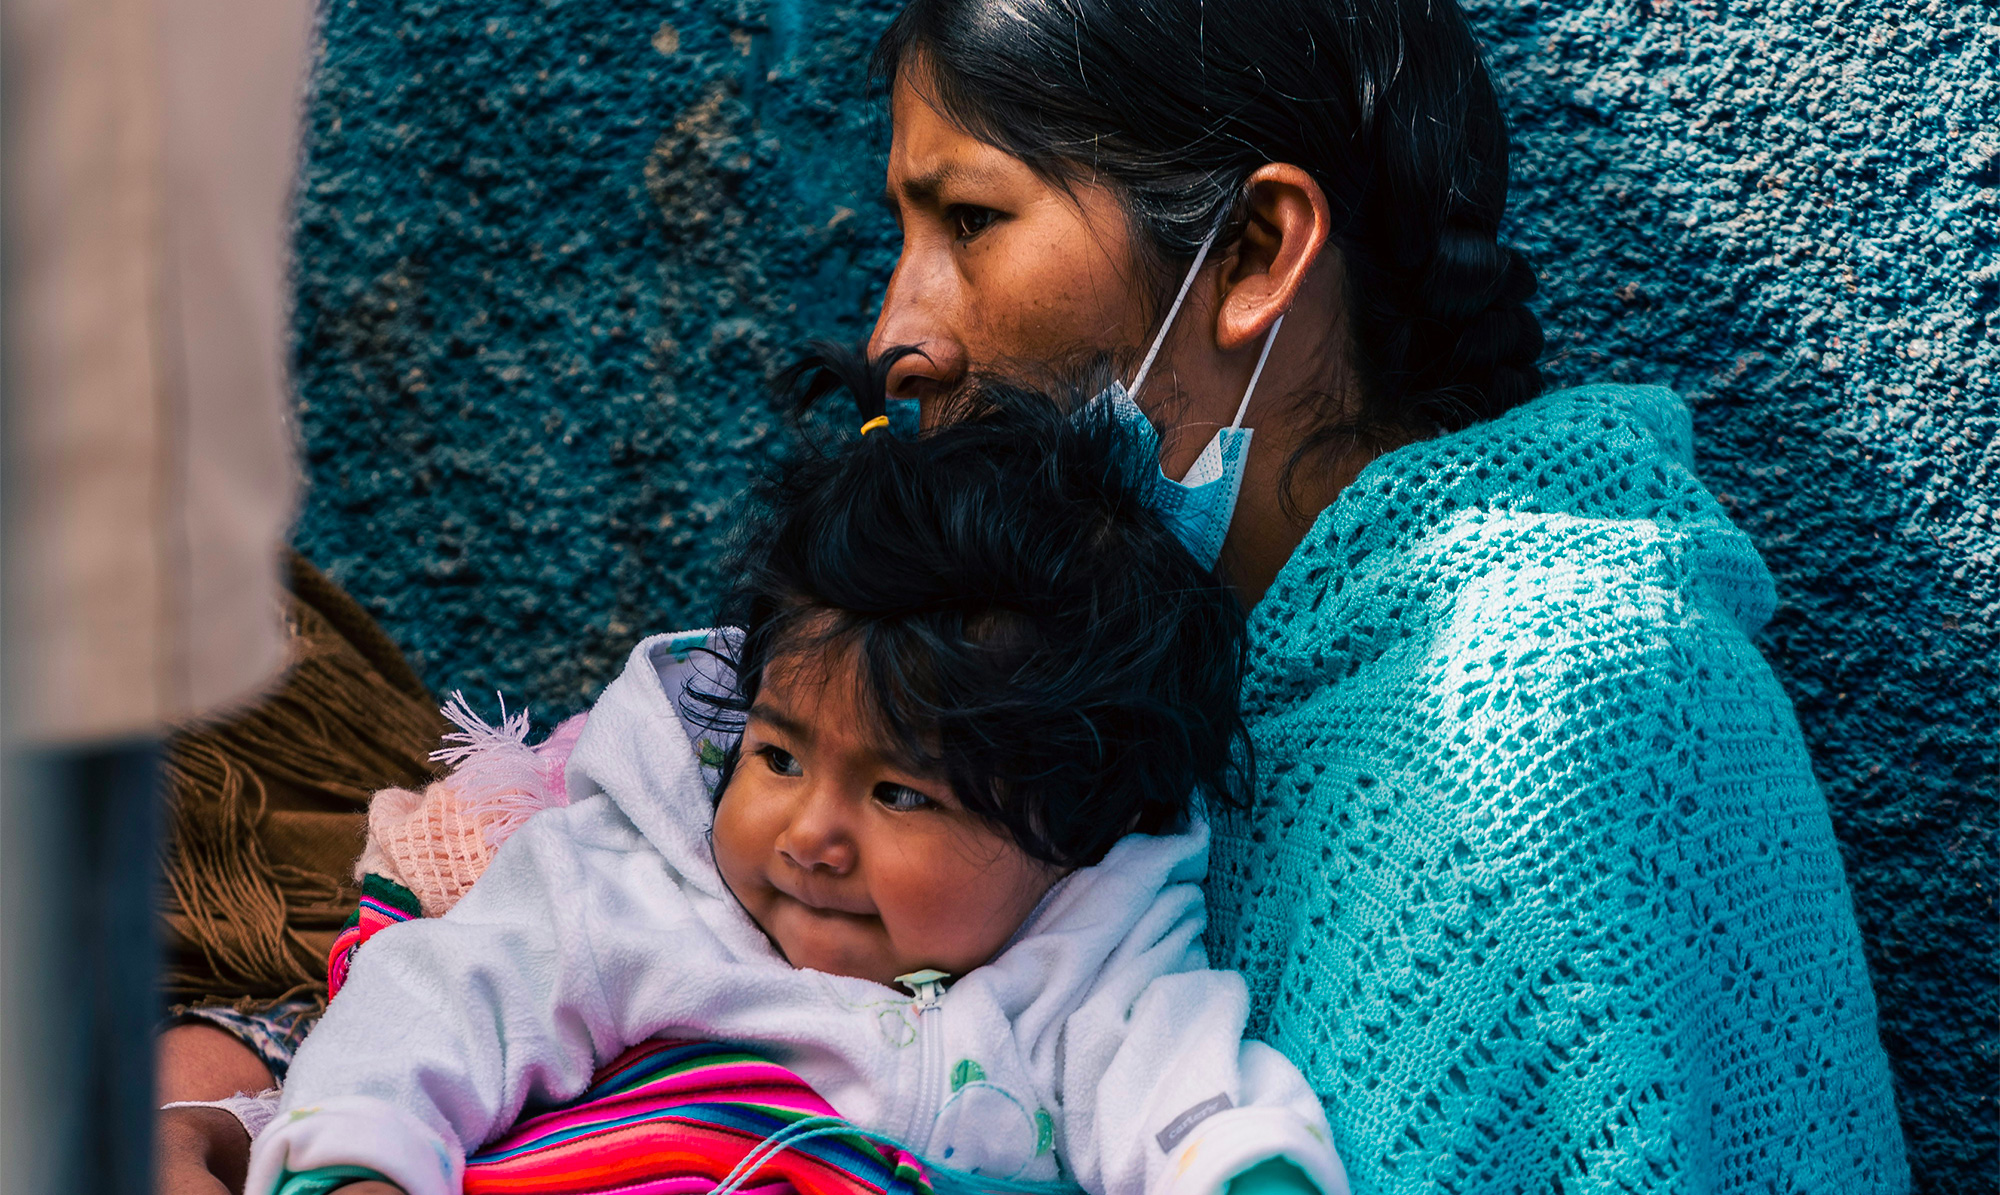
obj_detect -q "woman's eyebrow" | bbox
[747,702,813,744]
[891,162,968,209]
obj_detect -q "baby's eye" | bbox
[947,204,1000,242]
[758,746,803,777]
[873,783,937,812]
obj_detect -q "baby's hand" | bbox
[329,1184,405,1195]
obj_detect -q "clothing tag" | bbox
[1155,1093,1233,1153]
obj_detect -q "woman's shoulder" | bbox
[1240,381,1817,788]
[1252,382,1776,678]
[1283,382,1710,554]
[1219,416,1902,1195]
[1225,380,1846,963]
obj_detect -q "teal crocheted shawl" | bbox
[1206,384,1908,1194]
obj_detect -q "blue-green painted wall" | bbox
[289,0,1995,1184]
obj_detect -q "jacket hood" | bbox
[563,632,737,900]
[564,631,1213,989]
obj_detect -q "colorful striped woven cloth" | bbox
[324,887,929,1195]
[325,873,421,999]
[463,1038,932,1195]
[326,872,934,1195]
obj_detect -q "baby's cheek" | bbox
[709,784,765,889]
[858,857,949,962]
[875,853,1030,975]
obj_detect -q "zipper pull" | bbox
[895,968,951,1012]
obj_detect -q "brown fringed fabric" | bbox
[159,552,449,1006]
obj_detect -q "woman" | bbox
[162,0,1909,1190]
[861,0,1906,1191]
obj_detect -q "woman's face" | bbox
[869,73,1154,406]
[869,65,1364,605]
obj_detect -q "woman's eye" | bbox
[874,783,936,812]
[759,746,802,777]
[946,204,1000,242]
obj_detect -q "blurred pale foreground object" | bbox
[4,0,312,742]
[3,0,314,1191]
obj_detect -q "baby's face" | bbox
[711,643,1064,988]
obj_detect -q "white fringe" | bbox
[430,692,569,848]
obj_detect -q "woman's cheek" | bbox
[964,227,1118,361]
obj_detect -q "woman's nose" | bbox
[775,789,856,876]
[868,258,968,403]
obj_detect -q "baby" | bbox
[246,366,1347,1195]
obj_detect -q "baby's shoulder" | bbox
[474,794,720,940]
[479,793,673,902]
[517,791,662,861]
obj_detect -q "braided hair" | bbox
[874,0,1546,454]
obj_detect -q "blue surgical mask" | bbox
[1094,227,1286,570]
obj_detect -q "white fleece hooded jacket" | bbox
[247,634,1345,1195]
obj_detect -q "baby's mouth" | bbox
[770,874,877,919]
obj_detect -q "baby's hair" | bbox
[686,345,1251,869]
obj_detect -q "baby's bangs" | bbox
[752,610,954,780]
[848,614,1012,778]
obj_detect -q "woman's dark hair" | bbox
[688,347,1250,869]
[874,0,1545,456]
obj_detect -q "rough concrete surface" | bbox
[288,0,1995,1186]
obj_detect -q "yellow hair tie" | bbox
[859,415,891,436]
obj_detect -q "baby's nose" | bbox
[774,800,856,876]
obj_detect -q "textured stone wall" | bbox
[289,0,1995,1185]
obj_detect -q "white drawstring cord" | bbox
[1231,313,1285,430]
[705,1116,853,1195]
[1127,227,1222,400]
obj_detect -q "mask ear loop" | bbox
[1230,313,1286,430]
[1127,225,1223,400]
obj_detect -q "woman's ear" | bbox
[1213,164,1332,351]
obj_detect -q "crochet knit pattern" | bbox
[355,698,584,917]
[1206,385,1907,1194]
